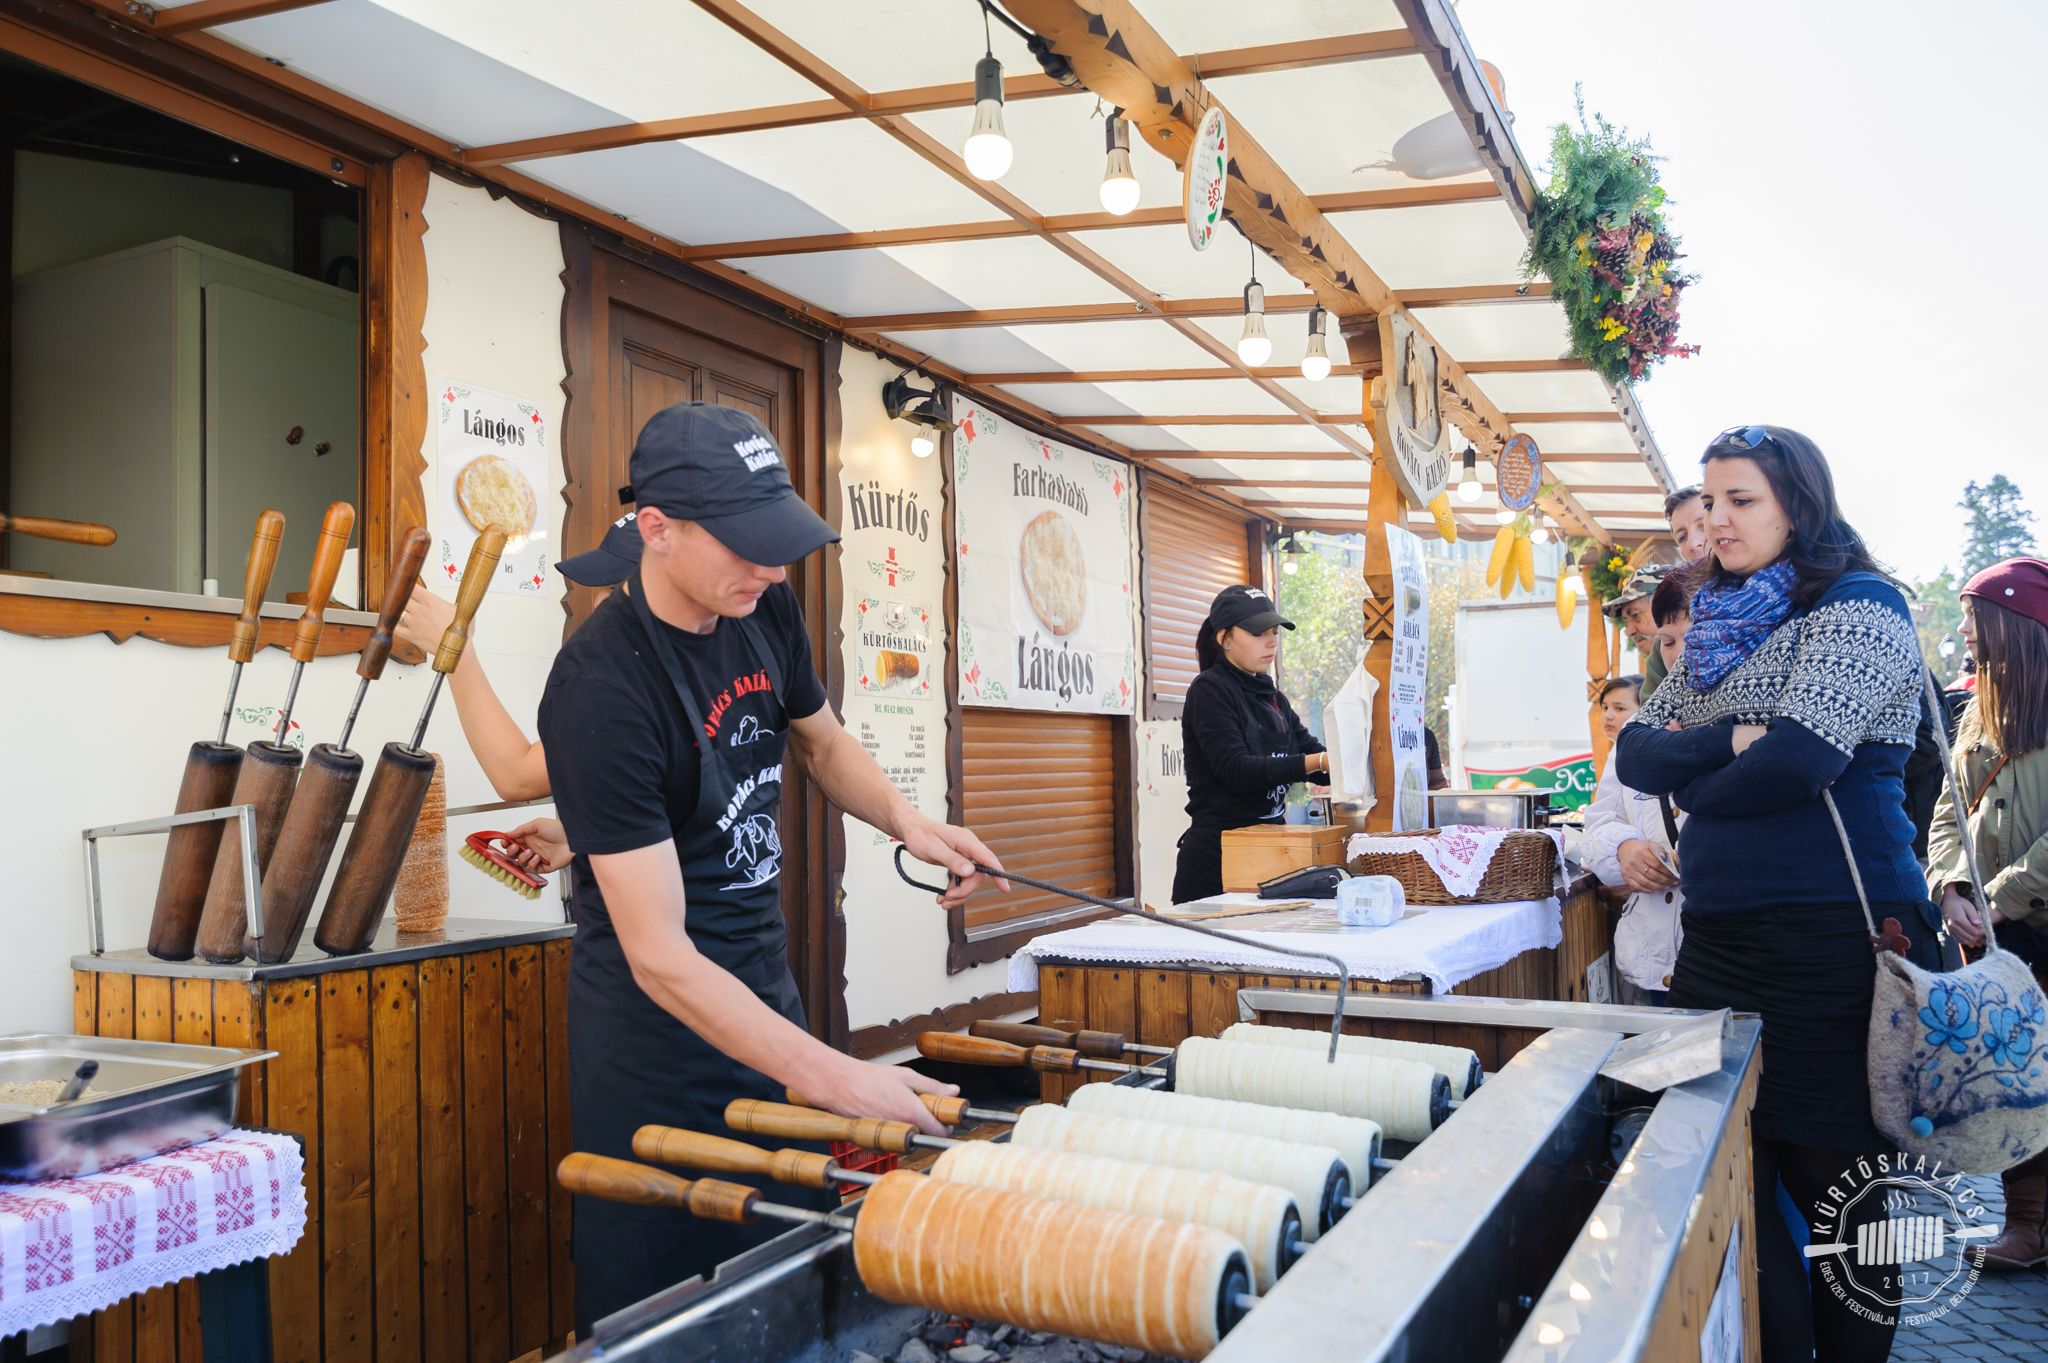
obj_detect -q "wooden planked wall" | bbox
[70,937,573,1363]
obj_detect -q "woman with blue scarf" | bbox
[1617,426,1936,1363]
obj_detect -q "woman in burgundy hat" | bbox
[1930,555,2048,1270]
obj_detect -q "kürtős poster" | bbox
[953,397,1135,713]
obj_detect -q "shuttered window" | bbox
[1142,480,1256,716]
[959,709,1127,936]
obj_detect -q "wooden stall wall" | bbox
[71,940,574,1363]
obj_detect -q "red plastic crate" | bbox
[830,1139,898,1194]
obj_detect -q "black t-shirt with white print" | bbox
[538,581,824,967]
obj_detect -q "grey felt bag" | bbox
[1846,669,2048,1173]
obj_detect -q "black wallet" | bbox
[1257,865,1348,900]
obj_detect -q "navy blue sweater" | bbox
[1615,572,1928,917]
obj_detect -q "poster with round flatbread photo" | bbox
[435,379,552,595]
[951,396,1136,714]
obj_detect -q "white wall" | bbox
[0,173,565,1036]
[832,348,1015,1042]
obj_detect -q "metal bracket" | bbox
[81,806,263,956]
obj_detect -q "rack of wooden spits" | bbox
[558,1020,1485,1362]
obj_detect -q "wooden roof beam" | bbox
[1071,413,1354,427]
[148,0,336,35]
[460,28,1419,168]
[679,183,1506,262]
[1120,448,1364,464]
[976,365,1368,383]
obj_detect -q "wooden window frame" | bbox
[939,394,1136,973]
[0,11,425,660]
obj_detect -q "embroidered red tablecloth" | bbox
[0,1129,306,1338]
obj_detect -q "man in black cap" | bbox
[539,403,1005,1328]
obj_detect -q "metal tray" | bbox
[0,1033,274,1180]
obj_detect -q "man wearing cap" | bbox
[1605,564,1674,698]
[1174,583,1329,902]
[539,403,1006,1327]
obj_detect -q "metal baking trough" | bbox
[0,1033,274,1179]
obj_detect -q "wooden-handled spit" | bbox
[784,1087,1014,1129]
[146,509,287,961]
[970,1020,1171,1059]
[634,1126,856,1190]
[725,1100,956,1156]
[0,512,118,546]
[314,528,505,955]
[192,502,354,963]
[918,1032,1136,1077]
[556,1154,847,1230]
[247,528,432,963]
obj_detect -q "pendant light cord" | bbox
[981,0,993,55]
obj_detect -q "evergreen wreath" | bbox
[1525,93,1698,385]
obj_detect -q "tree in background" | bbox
[1908,568,1966,684]
[1960,475,2036,578]
[1274,542,1367,741]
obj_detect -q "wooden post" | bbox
[1586,566,1613,776]
[1359,367,1407,833]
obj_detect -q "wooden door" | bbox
[564,242,838,1040]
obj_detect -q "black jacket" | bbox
[1180,663,1325,830]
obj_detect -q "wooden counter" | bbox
[70,919,575,1363]
[1032,870,1608,1101]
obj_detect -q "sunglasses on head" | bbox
[1708,424,1774,455]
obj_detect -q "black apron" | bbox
[567,575,833,1334]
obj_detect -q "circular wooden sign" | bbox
[1496,433,1542,510]
[1184,107,1228,251]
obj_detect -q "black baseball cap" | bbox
[556,510,642,587]
[599,403,838,571]
[1207,583,1294,634]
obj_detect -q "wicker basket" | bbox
[1348,829,1558,905]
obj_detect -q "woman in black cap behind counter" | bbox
[1174,584,1329,903]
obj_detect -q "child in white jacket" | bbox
[1581,674,1685,1002]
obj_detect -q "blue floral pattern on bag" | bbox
[1905,978,2046,1115]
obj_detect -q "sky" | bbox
[1457,0,2048,583]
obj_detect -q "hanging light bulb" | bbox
[910,430,936,459]
[1236,235,1272,366]
[1531,514,1554,545]
[1300,306,1331,381]
[1494,507,1516,525]
[1099,112,1140,215]
[963,37,1012,181]
[1456,446,1483,503]
[1279,531,1303,575]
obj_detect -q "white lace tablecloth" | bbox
[0,1129,307,1337]
[1007,897,1563,995]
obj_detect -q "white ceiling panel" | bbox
[1151,458,1369,484]
[1069,224,1262,301]
[1101,423,1354,453]
[1272,374,1365,414]
[1546,461,1661,489]
[907,95,1186,219]
[998,380,1291,418]
[1410,301,1572,363]
[220,0,623,146]
[1574,492,1674,513]
[1206,58,1485,195]
[1472,369,1615,412]
[1327,200,1530,290]
[360,0,825,120]
[730,237,1131,316]
[1599,518,1675,532]
[1265,505,1372,526]
[1514,422,1640,455]
[743,0,1037,93]
[1145,0,1407,53]
[880,320,1222,374]
[515,140,871,244]
[684,122,1005,232]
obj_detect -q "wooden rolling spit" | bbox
[193,501,356,963]
[248,527,432,963]
[314,528,504,955]
[146,509,286,960]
